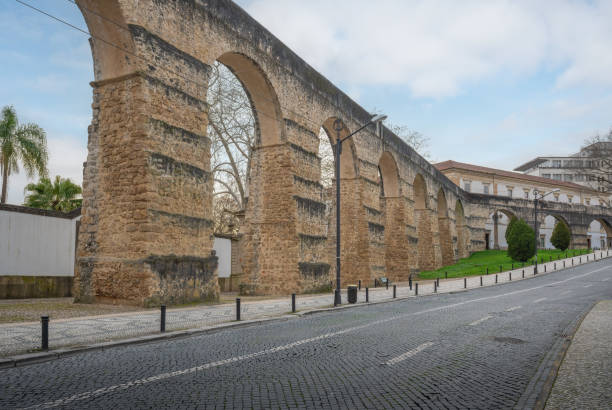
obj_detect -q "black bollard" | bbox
[495,274,498,284]
[374,279,377,288]
[160,305,166,333]
[236,298,241,321]
[393,285,397,298]
[554,262,556,270]
[480,276,483,286]
[358,280,361,290]
[415,283,419,295]
[563,261,565,268]
[409,275,413,291]
[509,272,512,281]
[386,280,389,290]
[41,316,49,351]
[436,278,440,287]
[366,287,369,302]
[464,278,467,289]
[544,265,547,272]
[486,267,489,275]
[291,293,296,313]
[434,281,437,293]
[522,269,525,278]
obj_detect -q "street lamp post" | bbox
[333,114,387,306]
[533,188,560,274]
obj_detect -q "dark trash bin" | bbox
[347,285,358,304]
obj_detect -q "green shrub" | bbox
[550,221,571,251]
[507,219,536,262]
[505,216,518,243]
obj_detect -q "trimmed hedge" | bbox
[507,219,536,262]
[551,221,571,251]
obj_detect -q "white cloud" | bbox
[242,0,612,98]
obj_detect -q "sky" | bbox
[1,0,611,204]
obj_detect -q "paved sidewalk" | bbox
[0,251,608,358]
[545,300,612,410]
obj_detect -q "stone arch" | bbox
[378,152,407,281]
[211,53,298,295]
[539,214,571,250]
[76,1,137,81]
[413,174,434,271]
[455,199,468,259]
[486,209,517,250]
[321,118,358,179]
[437,189,453,266]
[217,52,284,147]
[586,218,612,250]
[378,152,400,198]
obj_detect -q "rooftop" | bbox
[434,160,600,193]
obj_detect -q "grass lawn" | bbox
[418,248,591,280]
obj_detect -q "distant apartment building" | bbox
[434,160,610,251]
[513,141,612,200]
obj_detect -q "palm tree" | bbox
[0,105,48,203]
[24,176,82,212]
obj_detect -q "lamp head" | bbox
[370,114,387,124]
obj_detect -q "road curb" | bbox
[515,301,595,410]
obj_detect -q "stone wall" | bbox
[71,0,612,305]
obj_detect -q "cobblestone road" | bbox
[1,257,611,409]
[1,252,606,358]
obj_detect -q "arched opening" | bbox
[211,52,291,295]
[485,209,517,250]
[586,218,612,250]
[413,174,434,271]
[378,152,407,281]
[437,189,453,266]
[317,119,364,289]
[455,199,467,259]
[539,214,571,250]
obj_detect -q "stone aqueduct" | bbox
[73,0,612,306]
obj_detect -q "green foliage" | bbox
[419,248,584,279]
[0,105,48,203]
[23,175,82,212]
[507,219,536,262]
[550,221,571,251]
[505,216,518,243]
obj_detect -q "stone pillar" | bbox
[74,27,218,306]
[240,143,299,295]
[493,212,500,250]
[384,197,409,282]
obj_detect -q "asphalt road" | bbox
[2,258,611,409]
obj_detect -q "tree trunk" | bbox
[1,160,8,204]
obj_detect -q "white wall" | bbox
[0,210,78,277]
[213,237,232,278]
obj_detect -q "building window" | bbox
[483,184,489,194]
[553,174,563,181]
[552,160,562,167]
[539,235,546,248]
[564,174,573,182]
[508,188,513,197]
[464,181,471,192]
[568,195,573,203]
[542,173,551,179]
[575,174,584,182]
[524,190,530,199]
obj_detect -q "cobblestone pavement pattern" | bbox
[1,252,607,357]
[545,300,612,410]
[0,257,610,409]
